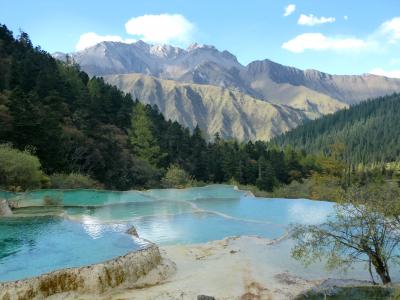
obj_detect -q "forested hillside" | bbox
[0,24,317,191]
[273,93,400,164]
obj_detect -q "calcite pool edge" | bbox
[0,243,162,300]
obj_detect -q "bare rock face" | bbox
[126,226,139,238]
[0,199,12,216]
[0,244,162,300]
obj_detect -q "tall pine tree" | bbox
[130,102,164,166]
[256,156,276,192]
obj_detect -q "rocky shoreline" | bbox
[0,243,171,300]
[0,199,12,216]
[87,236,328,299]
[1,234,398,300]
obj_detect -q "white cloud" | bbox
[378,16,400,43]
[369,68,400,78]
[282,16,400,54]
[283,4,296,17]
[76,32,135,51]
[125,14,194,44]
[282,33,367,53]
[344,15,349,21]
[298,14,335,26]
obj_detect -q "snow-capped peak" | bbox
[149,44,183,58]
[187,43,216,51]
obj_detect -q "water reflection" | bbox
[287,201,332,225]
[65,200,194,222]
[80,215,106,239]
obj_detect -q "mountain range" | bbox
[54,41,400,140]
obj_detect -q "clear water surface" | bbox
[0,185,339,283]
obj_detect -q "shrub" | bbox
[161,165,192,188]
[308,173,342,201]
[49,173,102,189]
[270,180,312,199]
[0,144,46,191]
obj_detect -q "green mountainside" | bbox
[273,93,400,164]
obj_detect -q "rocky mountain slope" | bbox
[105,73,307,140]
[54,40,400,140]
[56,41,400,105]
[244,59,400,105]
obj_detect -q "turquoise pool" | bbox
[0,216,149,282]
[0,185,335,282]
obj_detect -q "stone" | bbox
[197,295,216,300]
[126,226,139,238]
[0,244,162,299]
[0,199,12,216]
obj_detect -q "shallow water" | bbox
[7,185,245,207]
[0,216,148,282]
[2,185,397,283]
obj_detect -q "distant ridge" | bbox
[104,73,307,141]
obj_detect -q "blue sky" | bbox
[2,0,400,76]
